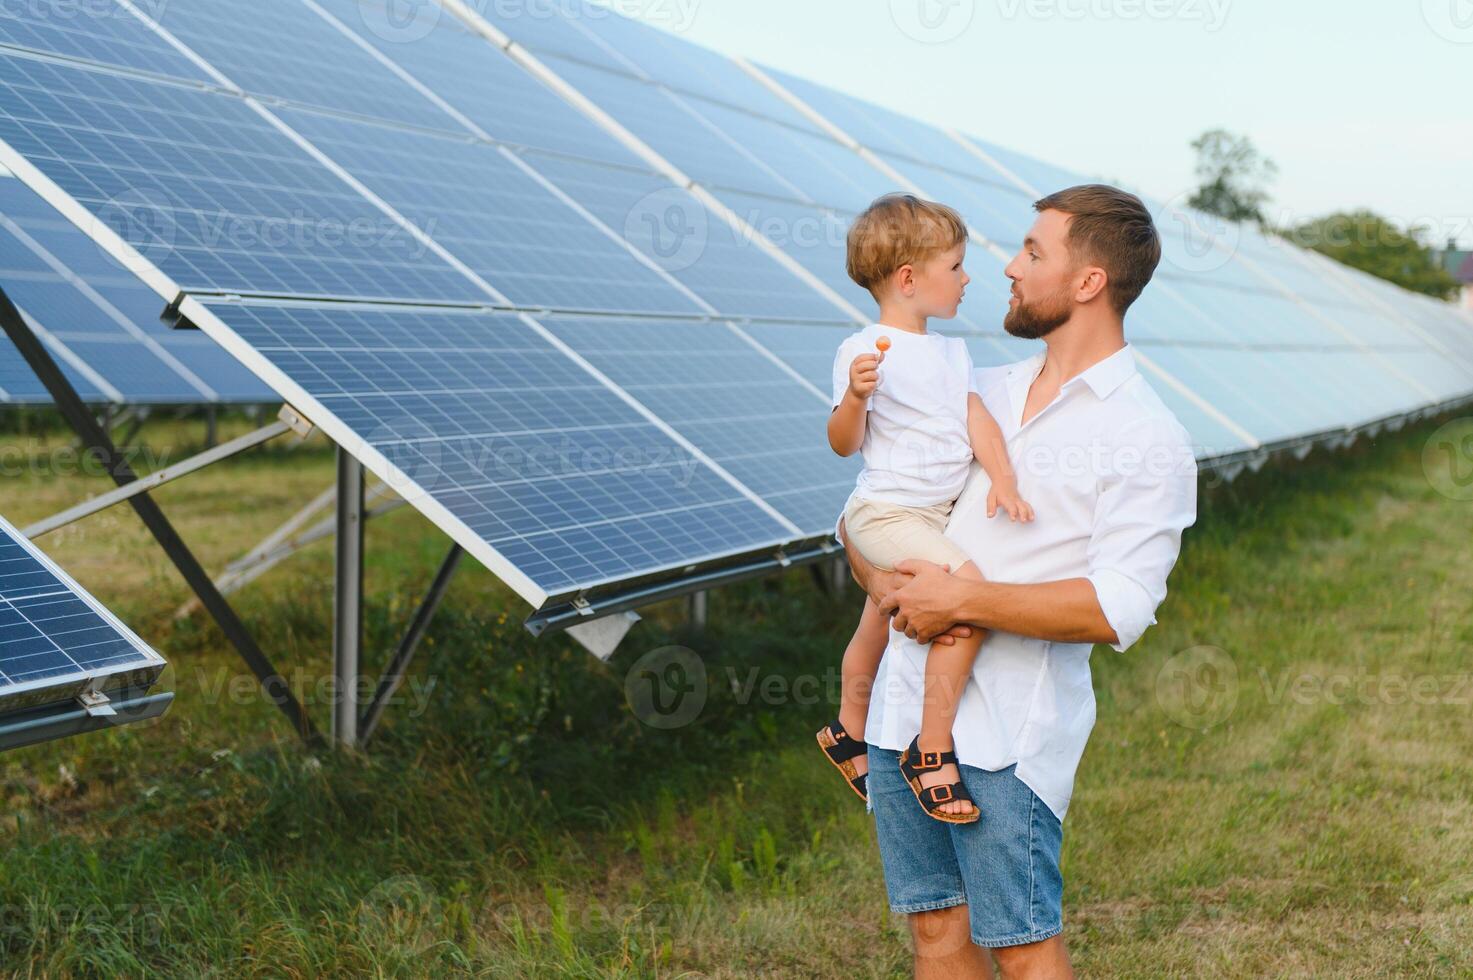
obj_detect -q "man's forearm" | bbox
[956,577,1118,645]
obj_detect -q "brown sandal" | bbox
[899,735,980,824]
[816,717,869,802]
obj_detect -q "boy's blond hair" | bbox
[846,194,969,299]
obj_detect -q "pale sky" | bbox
[619,0,1473,248]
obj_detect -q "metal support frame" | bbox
[687,590,708,628]
[332,448,364,749]
[0,284,321,746]
[22,412,298,539]
[359,544,463,746]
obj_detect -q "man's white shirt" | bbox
[840,343,1198,822]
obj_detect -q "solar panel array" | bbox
[0,0,1469,617]
[0,512,166,716]
[0,172,277,405]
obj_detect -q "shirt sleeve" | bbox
[959,340,980,395]
[1085,417,1198,652]
[830,338,872,411]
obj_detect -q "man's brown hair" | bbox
[846,194,969,299]
[1032,184,1161,314]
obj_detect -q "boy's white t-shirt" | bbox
[830,323,978,509]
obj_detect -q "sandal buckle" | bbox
[920,751,941,768]
[931,785,953,802]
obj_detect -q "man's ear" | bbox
[1075,266,1109,305]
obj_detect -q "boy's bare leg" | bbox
[821,595,890,779]
[917,560,988,816]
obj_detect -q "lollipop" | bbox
[875,336,891,353]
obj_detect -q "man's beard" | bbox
[1003,289,1072,340]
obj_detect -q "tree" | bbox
[1188,129,1277,224]
[1288,211,1459,300]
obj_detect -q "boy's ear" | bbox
[895,263,916,296]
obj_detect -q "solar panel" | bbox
[535,315,859,532]
[0,53,480,304]
[0,174,276,404]
[0,512,167,722]
[275,107,704,316]
[191,299,806,603]
[0,0,212,83]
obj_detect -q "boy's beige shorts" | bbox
[841,495,973,573]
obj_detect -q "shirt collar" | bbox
[1009,342,1138,401]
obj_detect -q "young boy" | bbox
[817,194,1033,823]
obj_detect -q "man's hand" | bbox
[879,559,976,644]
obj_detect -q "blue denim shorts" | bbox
[867,745,1064,948]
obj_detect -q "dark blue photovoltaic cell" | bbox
[684,98,894,209]
[150,0,465,133]
[538,316,859,532]
[535,54,803,200]
[0,518,160,691]
[0,176,276,404]
[204,302,797,596]
[514,151,849,323]
[701,190,870,315]
[465,0,641,71]
[278,107,701,316]
[312,0,644,166]
[0,55,480,303]
[0,331,104,403]
[0,0,210,83]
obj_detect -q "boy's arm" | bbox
[966,393,1013,484]
[828,391,867,457]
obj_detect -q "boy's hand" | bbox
[986,476,1035,522]
[846,351,884,401]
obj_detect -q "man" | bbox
[838,185,1199,978]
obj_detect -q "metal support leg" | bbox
[0,284,320,745]
[333,448,364,749]
[360,543,463,746]
[688,589,708,628]
[205,405,217,449]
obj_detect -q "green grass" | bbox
[1,410,1471,977]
